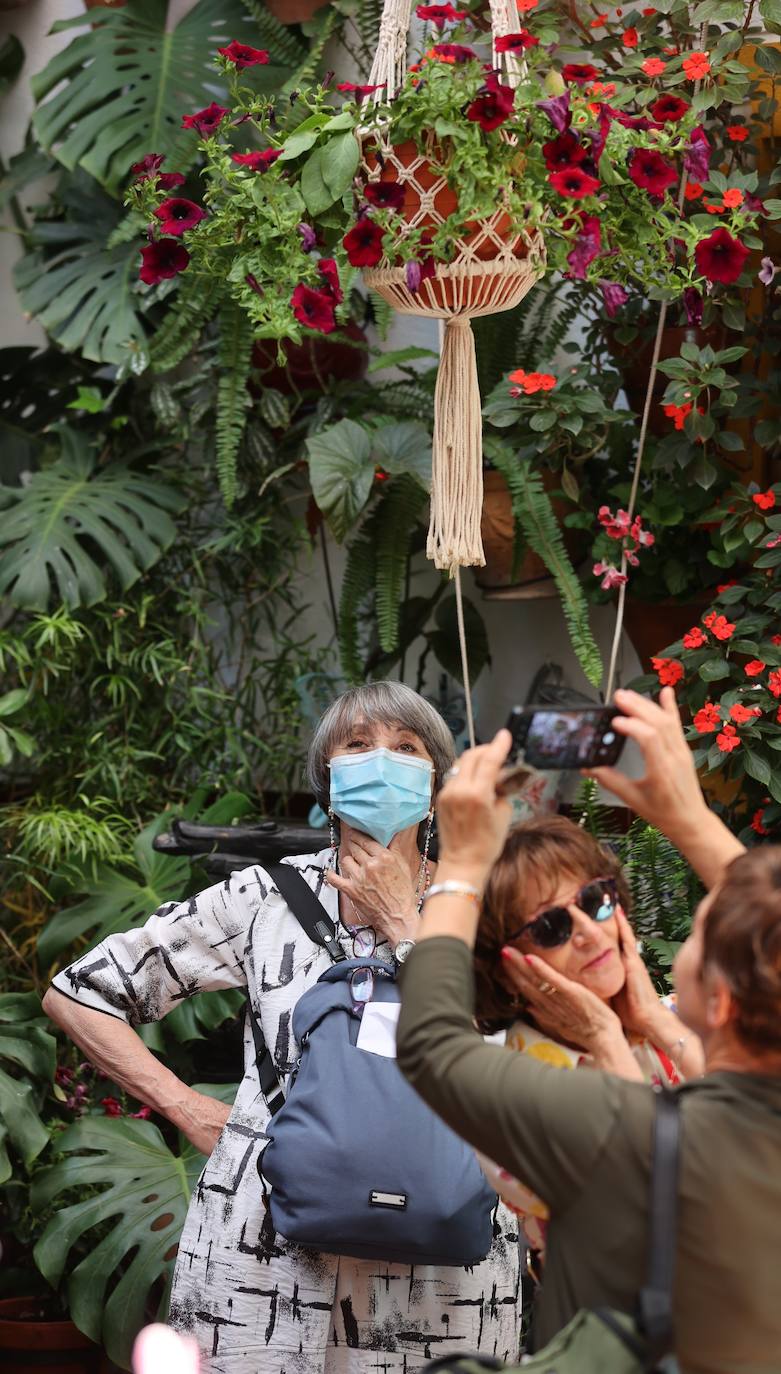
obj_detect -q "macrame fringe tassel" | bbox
[426,316,485,573]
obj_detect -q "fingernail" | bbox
[523,955,535,965]
[500,946,513,961]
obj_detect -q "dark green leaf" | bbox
[372,421,431,490]
[699,658,732,681]
[430,594,490,683]
[306,418,374,540]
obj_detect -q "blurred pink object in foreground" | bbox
[133,1323,200,1374]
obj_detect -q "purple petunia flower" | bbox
[567,217,602,279]
[536,92,571,132]
[600,281,629,317]
[298,222,318,252]
[759,257,777,286]
[684,126,710,184]
[683,287,703,326]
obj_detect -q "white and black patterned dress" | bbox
[51,851,523,1374]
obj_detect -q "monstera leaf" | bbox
[32,1117,205,1367]
[0,426,184,610]
[0,993,57,1184]
[30,0,297,194]
[13,170,149,366]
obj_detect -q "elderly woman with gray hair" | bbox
[42,682,524,1374]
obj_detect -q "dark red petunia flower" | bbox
[467,80,515,131]
[649,94,690,123]
[683,286,703,326]
[543,130,587,170]
[139,239,190,285]
[628,148,677,196]
[684,126,710,183]
[217,41,269,67]
[431,43,476,61]
[131,153,165,179]
[317,257,343,303]
[364,181,406,210]
[343,217,385,266]
[152,197,206,236]
[549,167,601,198]
[416,4,469,24]
[181,102,229,137]
[695,227,750,285]
[600,280,629,317]
[561,63,600,84]
[291,283,337,334]
[495,30,539,52]
[337,81,386,97]
[157,172,186,190]
[231,149,282,172]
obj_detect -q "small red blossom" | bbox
[751,807,770,836]
[415,3,468,23]
[682,51,711,80]
[649,94,690,122]
[290,284,337,334]
[317,257,343,303]
[232,149,282,172]
[131,1105,153,1119]
[508,368,557,394]
[643,6,657,12]
[744,660,766,677]
[684,182,704,201]
[430,42,475,61]
[516,0,540,11]
[181,102,228,137]
[772,635,781,646]
[752,490,776,511]
[343,217,385,267]
[157,173,186,190]
[628,148,678,196]
[729,703,762,724]
[101,1097,124,1117]
[663,401,692,430]
[217,41,269,67]
[766,535,781,550]
[593,561,628,590]
[716,724,740,753]
[131,152,165,179]
[467,80,516,131]
[682,626,707,649]
[768,669,781,699]
[337,81,386,96]
[152,197,206,236]
[695,228,750,285]
[561,63,600,85]
[549,167,601,198]
[642,58,666,75]
[652,657,684,687]
[716,581,737,593]
[364,181,406,210]
[139,238,190,285]
[703,611,735,642]
[495,31,539,52]
[622,26,638,47]
[542,131,587,170]
[693,702,721,733]
[589,11,609,25]
[726,125,749,142]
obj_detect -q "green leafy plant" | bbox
[0,994,56,1186]
[0,689,34,768]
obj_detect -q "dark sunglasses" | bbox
[505,876,622,950]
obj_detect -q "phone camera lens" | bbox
[603,731,615,744]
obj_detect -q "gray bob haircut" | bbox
[307,682,456,814]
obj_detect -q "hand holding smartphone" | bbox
[504,704,626,772]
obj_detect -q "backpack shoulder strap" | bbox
[247,861,346,1116]
[638,1088,681,1364]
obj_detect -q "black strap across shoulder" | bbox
[248,862,345,1116]
[637,1088,681,1365]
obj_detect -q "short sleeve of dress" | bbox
[49,866,270,1026]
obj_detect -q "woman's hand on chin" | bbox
[324,832,421,945]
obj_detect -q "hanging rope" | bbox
[455,567,476,748]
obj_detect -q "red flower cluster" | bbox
[703,611,735,641]
[682,626,707,649]
[642,58,666,76]
[769,669,781,699]
[682,51,711,80]
[598,505,654,561]
[716,723,740,753]
[663,401,692,430]
[593,561,628,590]
[652,657,684,687]
[508,368,557,394]
[693,702,720,733]
[752,490,776,511]
[729,703,762,724]
[217,41,269,67]
[744,660,766,677]
[751,807,770,836]
[726,124,749,142]
[131,153,185,190]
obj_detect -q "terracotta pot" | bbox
[475,469,579,592]
[265,0,330,19]
[0,1297,102,1374]
[250,321,368,396]
[607,322,727,434]
[623,594,713,674]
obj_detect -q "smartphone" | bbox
[505,704,625,771]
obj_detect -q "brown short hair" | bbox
[703,845,781,1054]
[473,814,631,1033]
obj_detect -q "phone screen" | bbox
[509,707,623,770]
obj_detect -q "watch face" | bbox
[394,939,415,964]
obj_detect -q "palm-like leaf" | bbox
[13,171,149,365]
[0,426,184,610]
[30,0,285,195]
[31,1117,204,1368]
[0,994,57,1183]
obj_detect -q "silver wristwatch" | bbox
[393,938,416,965]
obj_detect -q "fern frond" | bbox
[240,0,309,66]
[492,454,603,689]
[216,299,255,508]
[149,275,220,373]
[339,532,377,682]
[355,0,384,58]
[285,7,341,89]
[367,290,395,338]
[374,476,428,653]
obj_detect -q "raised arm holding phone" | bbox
[396,689,781,1374]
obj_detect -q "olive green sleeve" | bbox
[397,936,626,1214]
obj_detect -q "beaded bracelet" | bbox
[423,880,482,905]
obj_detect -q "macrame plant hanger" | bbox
[361,1,547,743]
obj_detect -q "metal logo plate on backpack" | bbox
[369,1191,407,1210]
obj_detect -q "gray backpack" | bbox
[251,864,496,1266]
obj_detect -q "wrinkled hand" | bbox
[500,947,622,1053]
[436,729,514,882]
[610,906,666,1039]
[324,832,420,946]
[179,1093,231,1157]
[586,687,707,838]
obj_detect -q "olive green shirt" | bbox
[397,937,781,1374]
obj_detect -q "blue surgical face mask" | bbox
[329,747,434,848]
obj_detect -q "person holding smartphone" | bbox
[395,689,781,1373]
